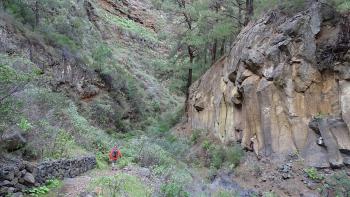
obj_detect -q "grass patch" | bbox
[25,179,62,197]
[90,173,151,197]
[161,182,189,197]
[304,167,324,181]
[101,11,157,43]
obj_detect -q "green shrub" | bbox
[25,179,61,197]
[0,64,32,131]
[3,0,36,28]
[146,106,183,133]
[44,32,79,51]
[49,129,76,159]
[90,173,151,197]
[92,44,112,70]
[96,151,109,169]
[116,156,133,169]
[137,142,174,167]
[17,117,32,132]
[210,146,226,169]
[191,129,201,144]
[202,140,212,151]
[225,144,244,168]
[161,182,189,197]
[26,186,50,197]
[320,171,350,197]
[304,167,324,181]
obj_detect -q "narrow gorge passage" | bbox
[0,0,349,197]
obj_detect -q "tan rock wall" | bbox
[188,4,350,167]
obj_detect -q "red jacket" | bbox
[109,147,122,161]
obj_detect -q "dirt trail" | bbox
[54,163,257,197]
[54,169,116,197]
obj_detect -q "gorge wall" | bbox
[188,3,350,168]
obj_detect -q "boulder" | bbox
[0,180,12,187]
[24,162,37,173]
[1,130,26,151]
[340,81,350,132]
[309,117,345,168]
[1,168,15,181]
[79,192,97,197]
[23,173,35,185]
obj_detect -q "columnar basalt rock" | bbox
[188,3,350,167]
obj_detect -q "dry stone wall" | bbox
[0,156,96,196]
[188,3,350,168]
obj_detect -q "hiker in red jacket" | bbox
[109,145,122,171]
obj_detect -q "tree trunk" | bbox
[188,46,194,64]
[244,0,254,25]
[185,68,193,121]
[220,39,225,56]
[34,1,39,28]
[236,0,243,28]
[211,40,217,64]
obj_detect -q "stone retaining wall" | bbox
[0,156,96,196]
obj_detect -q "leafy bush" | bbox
[161,182,189,197]
[0,64,32,131]
[92,44,112,70]
[44,32,79,51]
[202,142,244,169]
[304,167,324,181]
[17,117,32,132]
[320,171,350,197]
[209,146,226,169]
[202,140,212,151]
[225,144,244,168]
[191,129,201,144]
[90,173,151,197]
[3,0,36,28]
[25,179,61,197]
[146,106,183,133]
[137,141,174,167]
[96,151,109,169]
[49,129,76,159]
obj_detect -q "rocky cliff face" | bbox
[188,3,350,168]
[0,0,176,161]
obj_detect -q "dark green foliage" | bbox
[204,142,244,169]
[0,64,33,132]
[146,106,184,133]
[321,171,350,197]
[25,179,61,196]
[92,44,113,70]
[43,32,79,52]
[161,182,190,197]
[209,146,226,169]
[190,129,202,144]
[225,144,244,168]
[304,167,324,181]
[2,0,36,28]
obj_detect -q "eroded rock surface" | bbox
[188,3,350,167]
